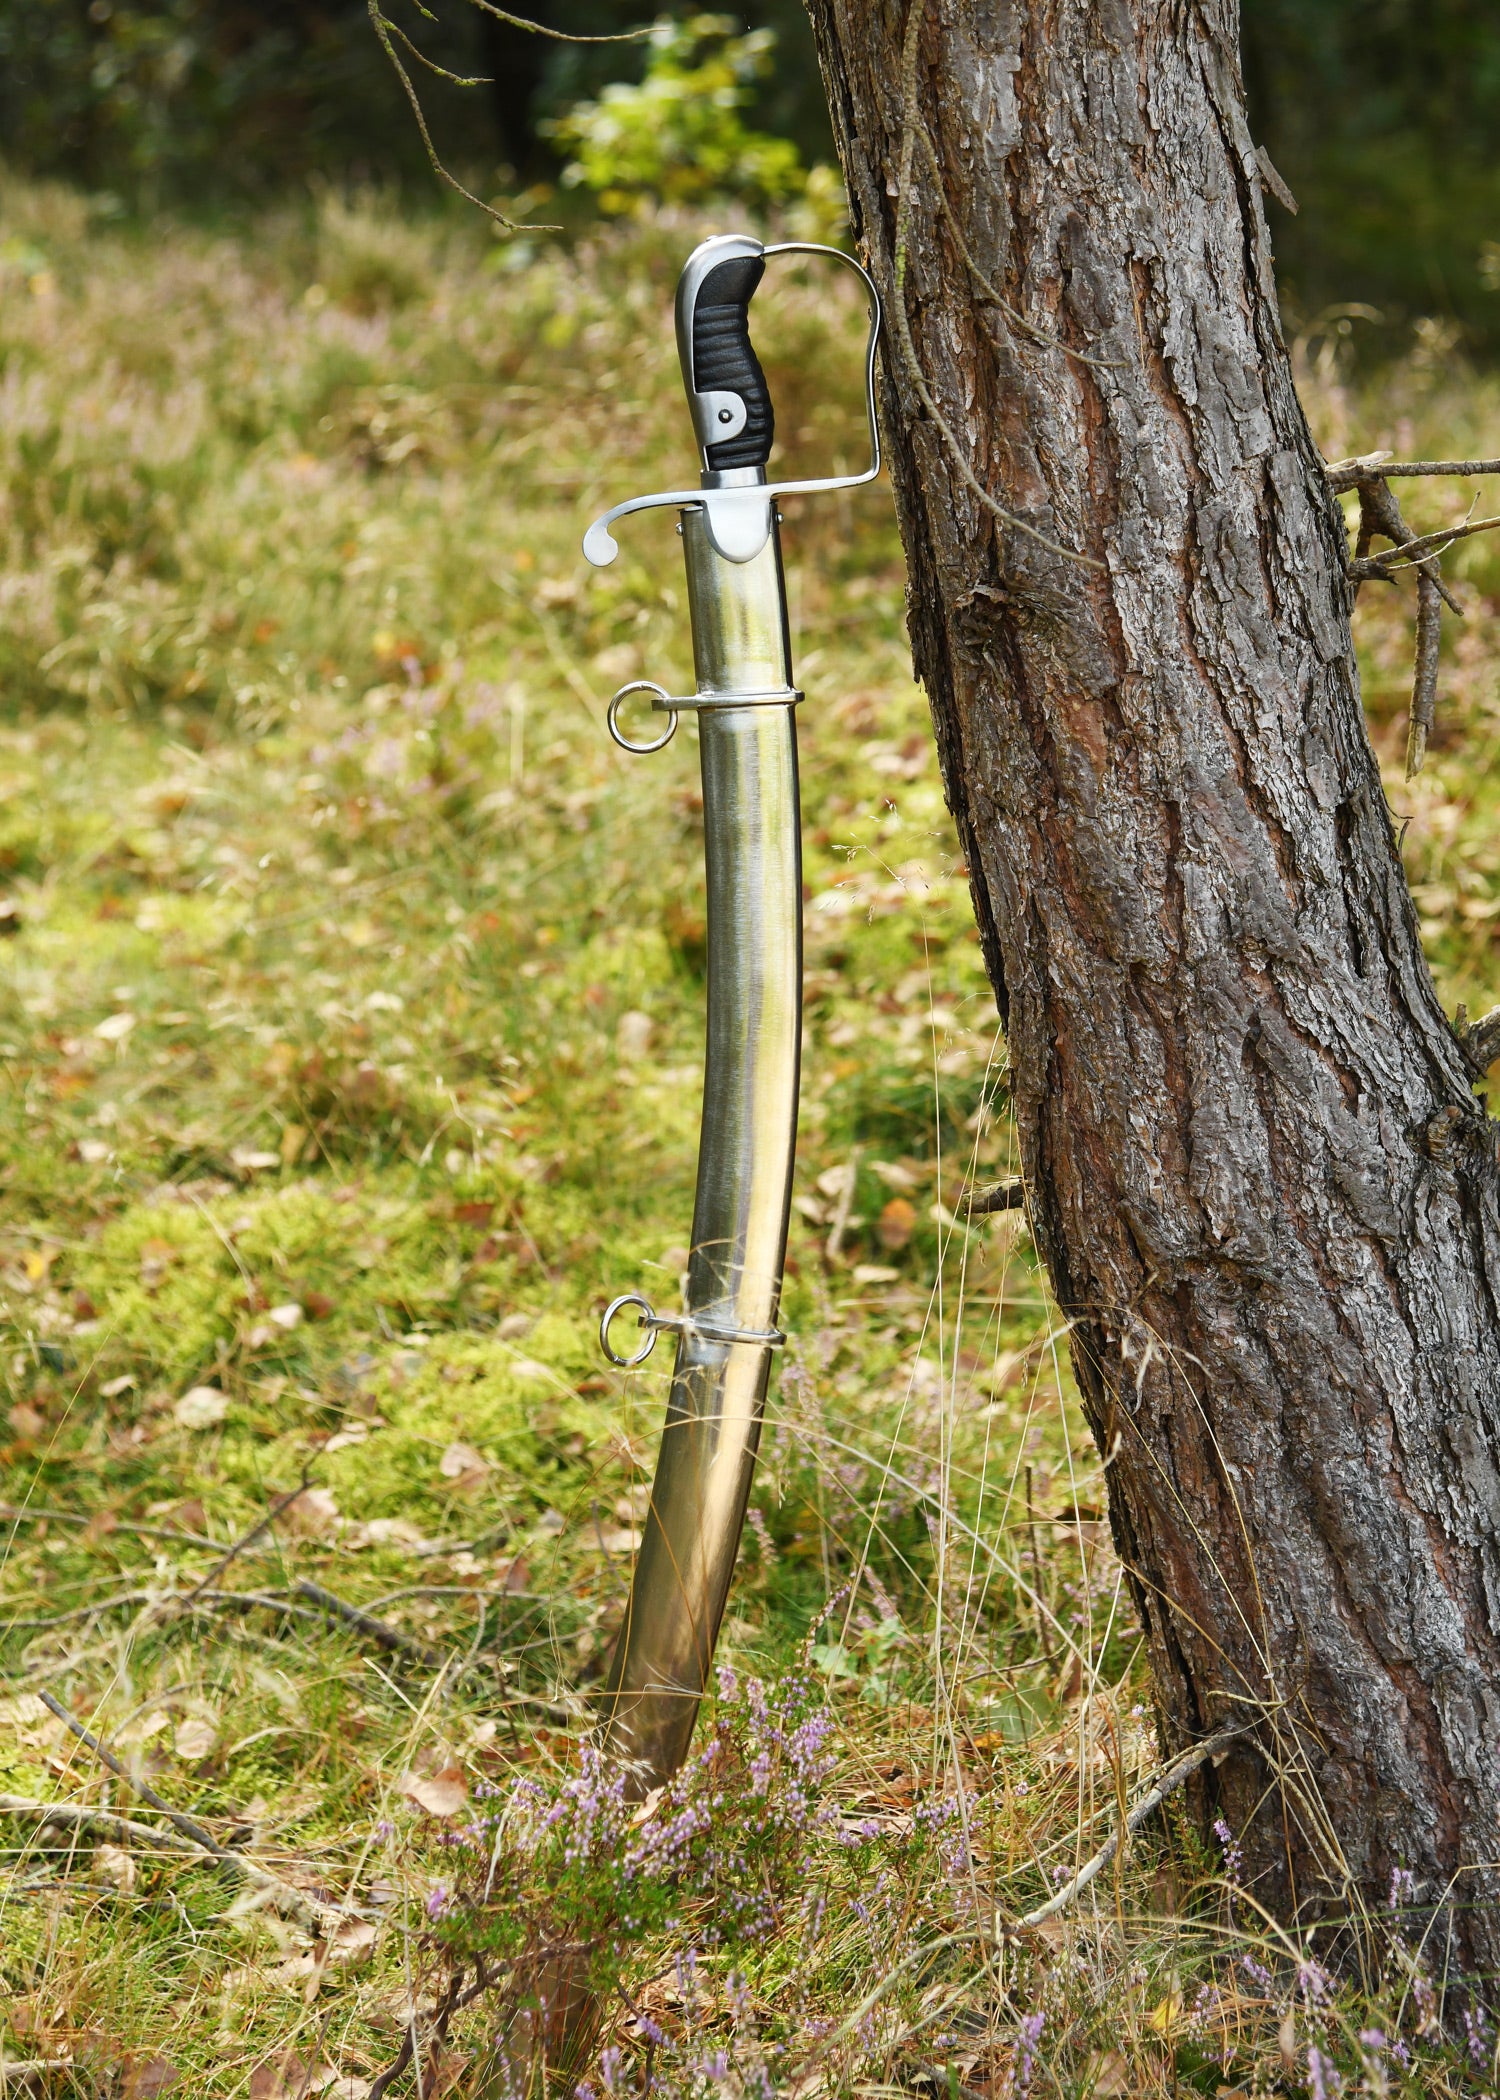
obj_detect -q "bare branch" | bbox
[1349,475,1463,613]
[966,1179,1027,1214]
[1016,1724,1246,1929]
[1,1500,222,1551]
[1254,145,1299,215]
[180,1471,312,1605]
[1457,1004,1500,1079]
[459,0,650,41]
[0,1793,202,1855]
[1406,571,1443,778]
[367,0,556,233]
[1327,454,1500,492]
[377,14,491,86]
[1351,512,1500,579]
[293,1578,446,1668]
[34,1689,334,1928]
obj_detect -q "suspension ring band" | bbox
[607,682,678,755]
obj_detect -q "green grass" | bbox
[2,171,1500,2095]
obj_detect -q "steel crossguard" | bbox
[580,232,883,1795]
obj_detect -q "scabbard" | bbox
[600,507,801,1790]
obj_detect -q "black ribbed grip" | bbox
[693,254,774,472]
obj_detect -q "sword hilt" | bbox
[676,236,775,473]
[584,235,883,568]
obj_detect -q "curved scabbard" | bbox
[599,507,801,1792]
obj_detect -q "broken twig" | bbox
[180,1471,314,1604]
[293,1579,446,1668]
[1016,1723,1245,1929]
[966,1179,1027,1215]
[33,1689,333,1927]
[1408,571,1443,778]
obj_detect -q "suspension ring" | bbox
[607,681,679,755]
[600,1292,661,1367]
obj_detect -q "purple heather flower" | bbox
[1212,1816,1243,1883]
[1296,1959,1331,2005]
[1464,2007,1492,2069]
[1013,2010,1044,2097]
[1306,2045,1340,2099]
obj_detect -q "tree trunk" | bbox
[803,0,1500,1962]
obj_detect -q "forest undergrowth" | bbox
[2,173,1500,2097]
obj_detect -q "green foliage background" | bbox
[1241,0,1500,345]
[5,0,1500,344]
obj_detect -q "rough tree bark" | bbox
[802,0,1500,1960]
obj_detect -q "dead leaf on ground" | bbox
[118,1709,169,1747]
[279,1487,341,1538]
[876,1196,916,1250]
[401,1764,468,1817]
[173,1714,219,1762]
[328,1917,378,1961]
[95,1842,136,1891]
[249,2053,319,2100]
[439,1440,490,1479]
[869,1158,921,1191]
[1087,2051,1133,2096]
[174,1385,227,1430]
[122,2058,180,2098]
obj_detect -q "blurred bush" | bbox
[543,13,801,213]
[0,0,494,202]
[541,12,845,237]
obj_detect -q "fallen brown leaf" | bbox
[439,1440,490,1480]
[279,1487,341,1538]
[122,2057,180,2098]
[249,2052,317,2100]
[401,1764,468,1817]
[876,1196,916,1251]
[1088,2051,1133,2097]
[173,1714,219,1762]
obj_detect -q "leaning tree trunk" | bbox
[804,0,1500,1961]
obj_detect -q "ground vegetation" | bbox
[2,174,1500,2093]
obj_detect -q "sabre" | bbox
[584,233,883,1792]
